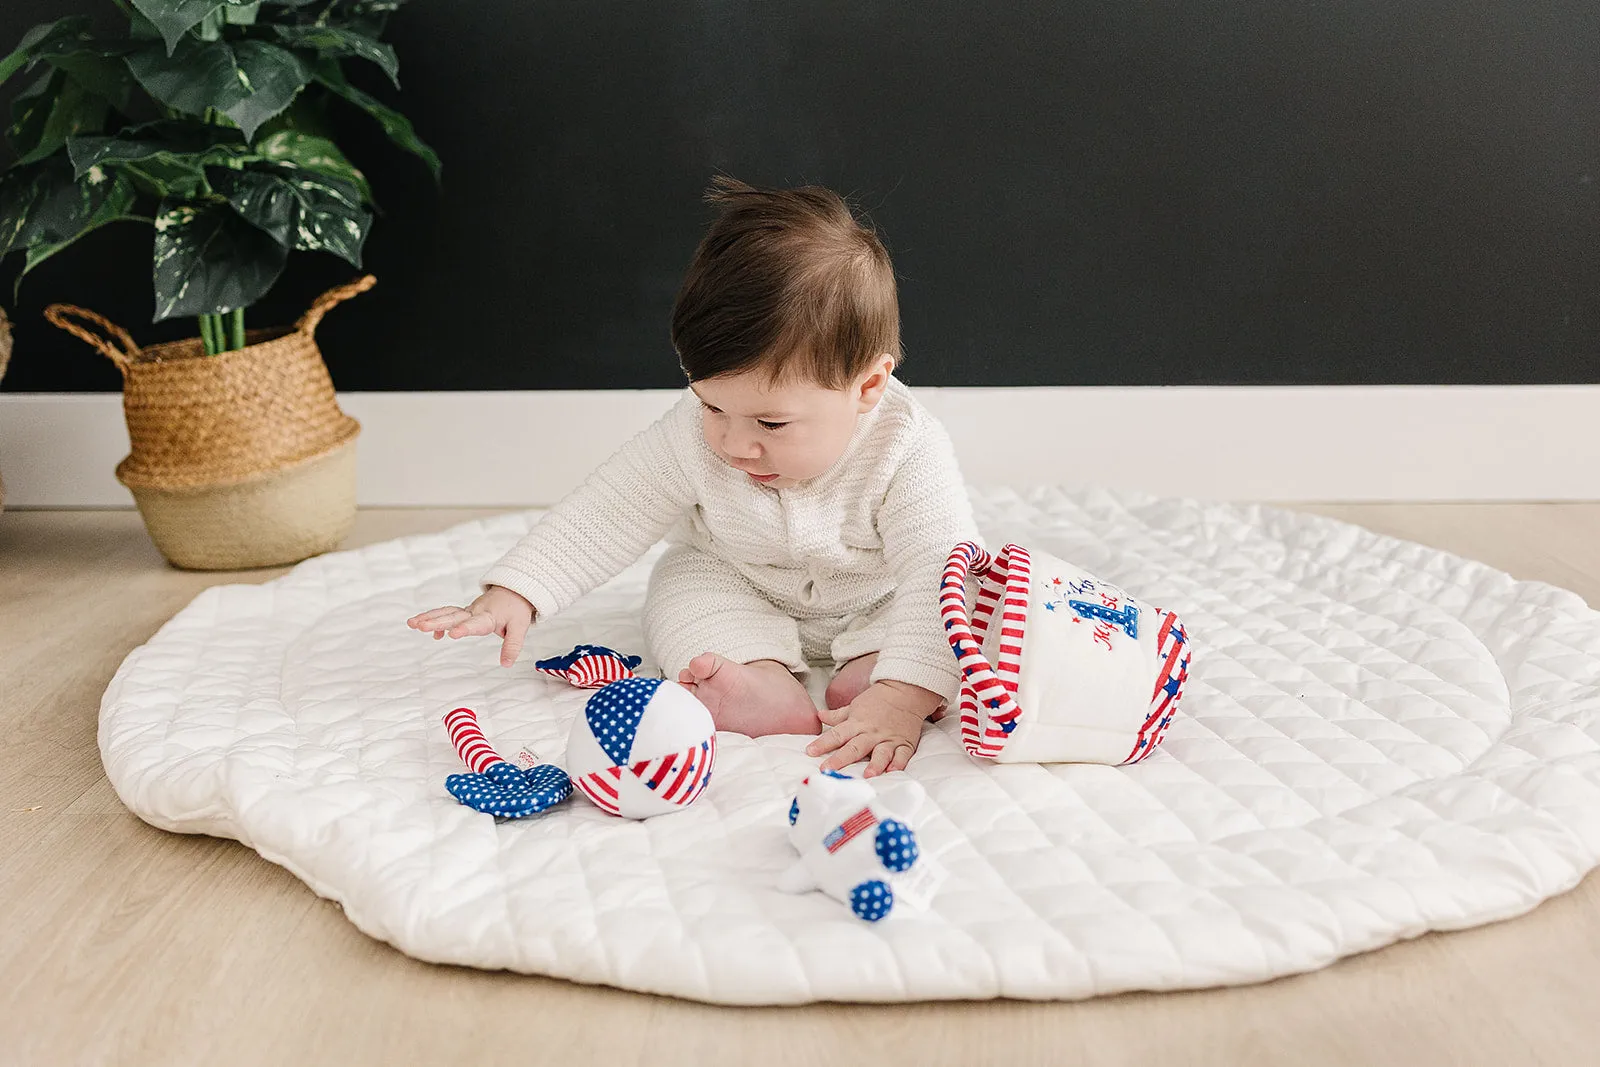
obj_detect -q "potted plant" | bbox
[0,0,438,569]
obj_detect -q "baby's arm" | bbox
[407,396,701,663]
[808,418,981,773]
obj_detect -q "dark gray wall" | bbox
[3,0,1597,391]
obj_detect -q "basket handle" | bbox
[297,274,377,337]
[43,304,139,373]
[941,542,1031,759]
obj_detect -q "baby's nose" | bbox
[724,434,762,460]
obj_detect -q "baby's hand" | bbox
[806,680,943,777]
[407,586,536,667]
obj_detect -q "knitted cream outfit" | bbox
[481,378,980,700]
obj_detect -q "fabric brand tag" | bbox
[888,854,947,911]
[514,748,540,770]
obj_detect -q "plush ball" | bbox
[564,677,717,818]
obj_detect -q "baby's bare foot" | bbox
[678,654,821,737]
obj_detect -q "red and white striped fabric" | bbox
[533,645,642,690]
[444,706,504,773]
[630,736,716,806]
[576,766,624,815]
[941,541,1192,765]
[1125,608,1191,764]
[536,652,637,690]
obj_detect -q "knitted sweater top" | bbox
[481,378,980,697]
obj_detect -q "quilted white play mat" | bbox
[99,488,1600,1005]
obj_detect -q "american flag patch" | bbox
[1123,609,1190,764]
[629,736,716,806]
[823,806,879,853]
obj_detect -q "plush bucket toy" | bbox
[940,542,1192,765]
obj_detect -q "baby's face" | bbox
[691,356,894,489]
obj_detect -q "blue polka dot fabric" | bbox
[446,762,573,819]
[584,677,662,766]
[849,879,894,922]
[874,819,919,873]
[788,797,799,825]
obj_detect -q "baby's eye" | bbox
[700,401,723,415]
[758,420,789,431]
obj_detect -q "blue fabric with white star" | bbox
[445,762,573,819]
[874,819,918,872]
[585,677,662,766]
[850,879,894,921]
[534,644,643,673]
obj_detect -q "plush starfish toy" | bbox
[443,707,573,819]
[534,644,643,689]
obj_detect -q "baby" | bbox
[408,176,979,777]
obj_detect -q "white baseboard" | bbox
[1,385,1596,507]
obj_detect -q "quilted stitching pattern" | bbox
[97,488,1600,1005]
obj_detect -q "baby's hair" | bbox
[670,175,902,387]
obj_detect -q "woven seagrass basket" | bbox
[0,305,10,513]
[44,276,374,570]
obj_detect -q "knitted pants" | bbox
[642,545,891,679]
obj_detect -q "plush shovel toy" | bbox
[443,706,573,819]
[779,770,923,921]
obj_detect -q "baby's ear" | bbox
[853,353,896,411]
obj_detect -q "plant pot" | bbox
[45,276,374,570]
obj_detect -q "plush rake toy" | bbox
[443,706,573,819]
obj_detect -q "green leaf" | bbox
[152,199,287,319]
[68,121,249,198]
[125,38,241,114]
[1,18,90,90]
[223,41,310,141]
[0,156,138,263]
[0,18,140,110]
[271,25,398,87]
[16,169,139,286]
[68,120,249,174]
[313,61,439,182]
[6,71,110,166]
[125,38,309,141]
[128,0,223,56]
[212,165,369,266]
[250,128,372,203]
[70,124,245,199]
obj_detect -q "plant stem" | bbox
[229,308,245,350]
[198,314,218,355]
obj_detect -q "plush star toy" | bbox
[534,644,643,689]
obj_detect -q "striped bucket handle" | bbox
[941,542,1033,759]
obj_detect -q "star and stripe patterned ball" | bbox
[565,677,717,818]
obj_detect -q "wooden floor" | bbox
[3,503,1599,1067]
